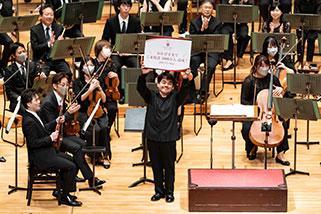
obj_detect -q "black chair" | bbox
[26,149,62,206]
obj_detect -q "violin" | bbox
[87,78,104,119]
[249,69,284,148]
[105,76,120,101]
[53,105,64,151]
[64,88,80,136]
[273,37,293,90]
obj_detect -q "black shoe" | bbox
[165,194,175,203]
[275,157,290,166]
[222,63,234,71]
[151,193,165,201]
[61,195,82,206]
[118,96,125,104]
[75,176,86,182]
[52,190,77,200]
[0,156,6,162]
[102,161,110,169]
[248,154,256,160]
[88,177,106,187]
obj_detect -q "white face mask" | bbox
[257,67,269,76]
[17,52,27,63]
[83,65,95,76]
[57,85,69,96]
[101,48,111,58]
[267,47,278,57]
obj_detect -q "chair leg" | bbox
[57,173,62,206]
[27,176,33,206]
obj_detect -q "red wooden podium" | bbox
[188,169,287,212]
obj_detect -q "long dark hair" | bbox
[266,3,286,30]
[250,54,270,75]
[261,36,280,60]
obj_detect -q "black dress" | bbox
[240,73,289,156]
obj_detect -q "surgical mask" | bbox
[267,47,278,57]
[17,52,27,63]
[57,85,69,96]
[101,48,111,58]
[257,67,269,76]
[83,65,95,76]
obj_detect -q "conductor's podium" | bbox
[188,169,287,212]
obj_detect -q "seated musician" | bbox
[262,2,291,33]
[21,88,82,206]
[137,65,191,203]
[141,0,174,36]
[189,0,222,100]
[241,54,290,165]
[46,0,83,38]
[30,4,71,77]
[94,40,119,130]
[295,0,321,67]
[220,0,251,70]
[73,57,112,169]
[102,0,141,103]
[259,0,291,22]
[40,73,106,186]
[4,42,42,115]
[0,0,13,77]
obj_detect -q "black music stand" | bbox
[115,33,148,67]
[0,14,38,41]
[287,73,321,149]
[274,97,320,177]
[60,0,103,33]
[125,108,154,188]
[283,14,321,67]
[140,11,183,35]
[189,34,228,134]
[216,4,258,88]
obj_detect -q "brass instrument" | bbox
[187,0,193,28]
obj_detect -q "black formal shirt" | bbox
[137,74,189,142]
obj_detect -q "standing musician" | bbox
[137,66,191,203]
[46,0,83,38]
[177,0,188,34]
[241,54,290,165]
[94,40,119,130]
[21,88,82,206]
[0,0,13,77]
[4,42,41,115]
[189,0,222,100]
[295,0,321,67]
[30,4,71,77]
[102,0,141,103]
[141,0,174,36]
[262,2,291,33]
[40,73,106,186]
[73,57,112,169]
[259,0,291,22]
[220,0,251,71]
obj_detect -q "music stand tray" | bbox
[283,13,321,30]
[274,97,320,177]
[50,37,95,60]
[0,15,39,33]
[216,4,259,23]
[251,32,296,53]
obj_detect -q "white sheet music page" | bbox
[210,104,255,117]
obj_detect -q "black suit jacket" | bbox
[30,22,63,62]
[22,111,59,169]
[40,91,73,132]
[0,0,13,16]
[4,62,37,112]
[102,15,141,46]
[189,15,222,35]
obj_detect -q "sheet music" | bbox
[6,96,21,134]
[210,104,255,117]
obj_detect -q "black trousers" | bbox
[61,135,93,180]
[177,0,188,30]
[147,140,176,195]
[190,52,220,93]
[259,0,292,21]
[221,23,250,60]
[54,152,77,194]
[0,33,13,74]
[105,101,118,128]
[241,120,289,156]
[296,29,319,62]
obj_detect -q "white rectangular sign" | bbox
[144,36,191,71]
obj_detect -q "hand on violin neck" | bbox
[67,103,80,114]
[50,131,59,142]
[57,115,65,124]
[89,79,100,91]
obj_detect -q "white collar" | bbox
[201,15,211,23]
[53,90,63,107]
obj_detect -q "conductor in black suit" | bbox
[189,0,222,98]
[4,42,40,115]
[21,88,82,206]
[30,5,71,77]
[102,0,141,102]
